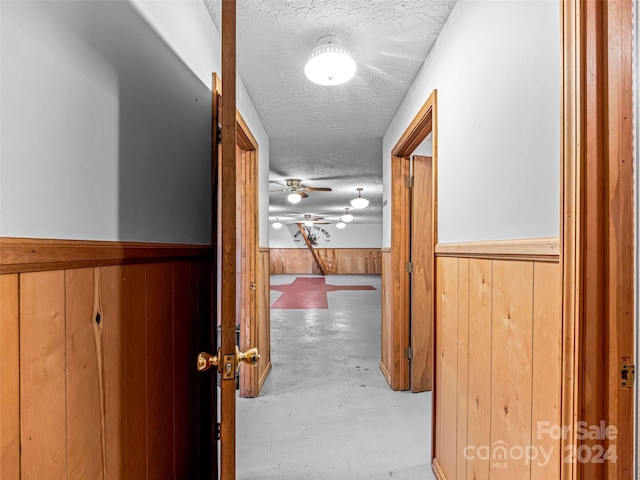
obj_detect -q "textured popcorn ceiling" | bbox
[204,0,455,225]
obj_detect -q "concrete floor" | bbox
[236,274,436,480]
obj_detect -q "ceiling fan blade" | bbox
[303,187,332,192]
[299,191,309,198]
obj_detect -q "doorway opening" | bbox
[381,89,437,394]
[236,273,436,478]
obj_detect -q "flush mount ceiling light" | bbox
[350,188,369,209]
[272,218,282,229]
[341,208,354,223]
[304,35,356,86]
[287,192,302,204]
[336,222,346,229]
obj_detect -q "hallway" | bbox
[237,275,435,480]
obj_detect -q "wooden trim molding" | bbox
[392,90,436,157]
[0,237,212,274]
[435,237,560,262]
[258,246,270,253]
[379,361,391,385]
[431,458,448,480]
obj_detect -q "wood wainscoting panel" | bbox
[531,262,562,480]
[20,270,67,478]
[173,261,200,478]
[490,261,534,479]
[436,256,459,478]
[270,248,382,275]
[270,248,313,274]
[100,265,127,479]
[0,274,20,479]
[455,258,470,478]
[124,264,149,478]
[65,268,104,478]
[434,256,561,480]
[1,251,212,479]
[146,263,176,479]
[466,259,493,480]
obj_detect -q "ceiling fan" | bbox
[293,213,330,226]
[270,178,332,200]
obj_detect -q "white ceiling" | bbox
[203,0,456,225]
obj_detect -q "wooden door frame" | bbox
[386,89,437,392]
[561,1,634,478]
[213,73,265,400]
[236,114,262,398]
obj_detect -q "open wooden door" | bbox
[409,155,434,392]
[196,3,261,479]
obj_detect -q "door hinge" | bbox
[621,363,635,389]
[217,124,222,144]
[216,422,221,441]
[405,261,414,273]
[405,176,414,187]
[405,347,413,360]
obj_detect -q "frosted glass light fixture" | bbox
[350,188,369,209]
[287,192,302,204]
[304,35,356,86]
[272,218,282,229]
[304,220,314,227]
[341,208,353,223]
[336,222,346,229]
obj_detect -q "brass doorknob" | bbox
[197,351,219,372]
[236,346,260,368]
[197,347,259,373]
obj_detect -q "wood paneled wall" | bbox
[269,248,382,275]
[0,258,213,479]
[433,256,561,480]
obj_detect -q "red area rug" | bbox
[271,277,376,309]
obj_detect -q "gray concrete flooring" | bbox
[236,274,436,480]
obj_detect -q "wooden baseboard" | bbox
[0,237,212,274]
[432,458,448,480]
[435,237,559,262]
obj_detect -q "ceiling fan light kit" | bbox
[272,218,283,229]
[350,188,369,209]
[336,222,346,229]
[304,35,356,86]
[287,192,302,204]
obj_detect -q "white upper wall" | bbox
[269,223,382,249]
[0,0,269,245]
[382,0,561,246]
